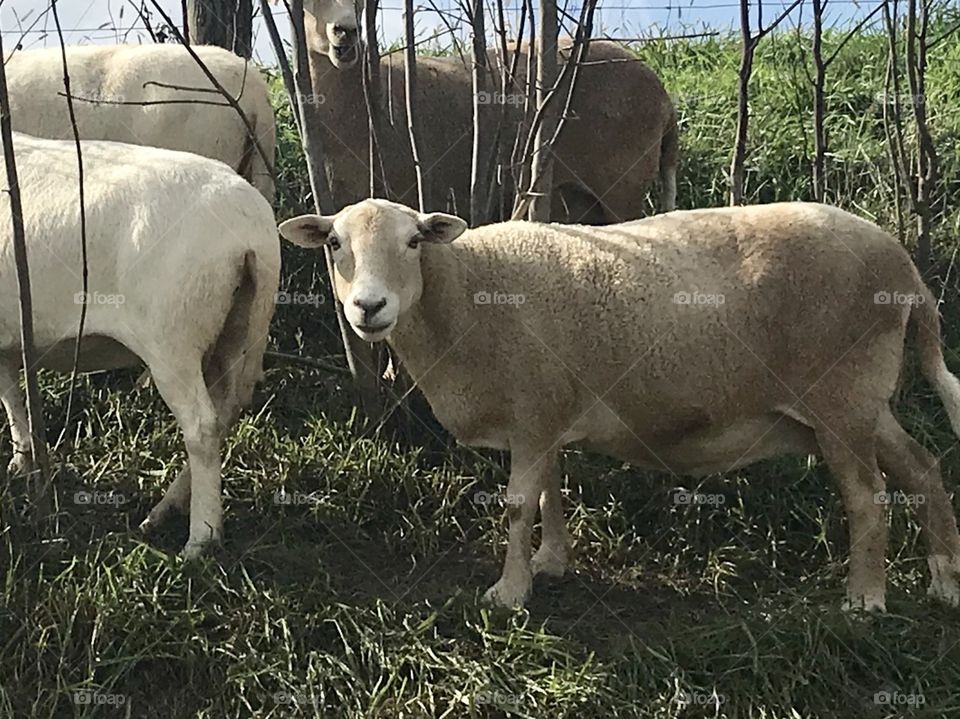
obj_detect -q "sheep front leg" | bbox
[531,452,571,578]
[0,361,34,477]
[483,443,554,608]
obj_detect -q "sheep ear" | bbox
[278,215,334,248]
[418,212,467,244]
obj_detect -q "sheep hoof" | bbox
[482,576,531,609]
[927,555,960,606]
[179,536,220,560]
[7,452,35,478]
[841,592,886,614]
[531,546,569,578]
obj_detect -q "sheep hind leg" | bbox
[147,357,223,559]
[816,422,888,613]
[138,351,252,537]
[876,408,960,606]
[531,452,571,579]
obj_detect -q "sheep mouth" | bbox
[332,43,358,67]
[355,321,392,334]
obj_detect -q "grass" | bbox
[4,25,960,719]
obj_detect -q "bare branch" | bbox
[0,25,50,500]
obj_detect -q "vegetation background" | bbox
[3,19,960,718]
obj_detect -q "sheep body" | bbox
[1,132,280,556]
[5,44,275,201]
[393,204,919,466]
[280,198,960,610]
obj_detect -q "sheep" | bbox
[301,0,678,223]
[1,132,280,557]
[279,198,960,610]
[5,44,276,202]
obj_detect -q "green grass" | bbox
[4,24,960,719]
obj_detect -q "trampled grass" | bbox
[3,25,960,719]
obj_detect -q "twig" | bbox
[264,350,351,376]
[404,0,427,210]
[51,0,89,455]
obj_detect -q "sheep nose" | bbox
[332,25,352,38]
[353,296,387,321]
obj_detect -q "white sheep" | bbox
[279,198,960,610]
[1,132,280,557]
[5,44,275,202]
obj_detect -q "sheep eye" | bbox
[328,235,341,251]
[407,235,422,250]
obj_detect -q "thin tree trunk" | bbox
[905,0,938,274]
[404,0,427,211]
[187,0,252,58]
[469,0,489,226]
[361,0,387,197]
[730,0,753,206]
[527,0,558,221]
[0,31,50,502]
[811,0,826,202]
[260,0,299,129]
[182,0,190,43]
[290,0,382,416]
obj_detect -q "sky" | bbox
[0,0,884,66]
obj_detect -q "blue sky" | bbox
[1,0,883,65]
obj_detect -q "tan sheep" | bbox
[301,0,678,222]
[280,198,960,611]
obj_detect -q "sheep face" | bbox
[304,0,360,68]
[279,200,467,342]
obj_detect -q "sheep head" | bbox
[280,199,466,342]
[304,0,361,68]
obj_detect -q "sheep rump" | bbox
[5,44,276,201]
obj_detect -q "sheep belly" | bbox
[571,406,817,477]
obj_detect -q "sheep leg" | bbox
[139,466,191,534]
[818,426,888,612]
[876,409,960,606]
[483,443,553,608]
[531,453,571,578]
[0,361,34,477]
[149,361,223,559]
